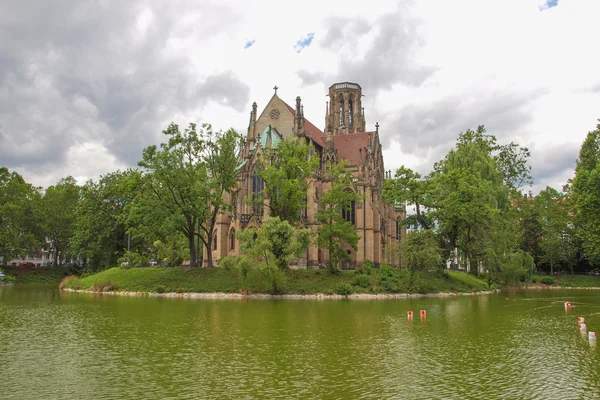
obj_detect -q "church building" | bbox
[204,82,405,268]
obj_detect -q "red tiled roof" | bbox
[283,102,326,147]
[333,131,374,166]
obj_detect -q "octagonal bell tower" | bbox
[325,82,365,135]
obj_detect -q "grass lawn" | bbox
[532,274,600,288]
[65,266,490,295]
[3,265,75,284]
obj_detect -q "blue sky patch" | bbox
[294,32,315,53]
[541,0,559,10]
[244,39,256,49]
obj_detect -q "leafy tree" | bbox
[138,123,240,267]
[0,168,44,264]
[257,138,320,223]
[398,230,443,281]
[514,193,542,267]
[316,163,360,271]
[238,217,310,293]
[570,121,600,264]
[71,170,142,270]
[383,166,433,230]
[42,176,80,266]
[431,132,509,272]
[453,125,532,190]
[536,186,575,274]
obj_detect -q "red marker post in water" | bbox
[420,310,426,319]
[407,311,413,319]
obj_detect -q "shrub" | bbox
[531,278,537,284]
[380,264,393,278]
[559,281,572,287]
[352,274,371,288]
[219,256,239,272]
[540,277,555,285]
[153,285,166,293]
[335,283,353,296]
[356,260,373,276]
[381,279,399,293]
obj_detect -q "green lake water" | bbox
[1,285,599,399]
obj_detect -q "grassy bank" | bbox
[65,266,489,295]
[3,265,76,284]
[531,274,600,288]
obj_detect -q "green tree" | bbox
[570,121,600,265]
[42,176,80,266]
[536,186,575,274]
[316,163,360,271]
[71,170,142,271]
[138,123,240,267]
[431,133,509,272]
[383,166,433,230]
[238,217,310,293]
[0,168,44,264]
[257,138,320,223]
[398,229,443,281]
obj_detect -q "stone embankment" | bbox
[62,288,497,300]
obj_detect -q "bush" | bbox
[540,277,554,285]
[356,260,373,275]
[335,283,353,296]
[380,264,393,278]
[558,281,572,287]
[153,285,166,293]
[219,256,239,272]
[353,274,371,288]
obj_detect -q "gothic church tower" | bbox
[325,82,366,135]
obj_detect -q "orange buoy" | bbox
[589,332,597,340]
[420,310,426,318]
[407,311,413,319]
[578,317,585,323]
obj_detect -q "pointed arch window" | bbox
[213,230,218,251]
[252,165,264,216]
[339,100,345,126]
[341,191,356,226]
[348,94,354,129]
[230,228,236,250]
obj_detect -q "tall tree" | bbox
[431,127,511,272]
[570,121,600,265]
[316,163,360,271]
[383,166,433,230]
[42,176,80,266]
[138,122,239,267]
[71,170,142,270]
[399,230,443,281]
[0,168,44,264]
[257,138,320,223]
[536,187,575,274]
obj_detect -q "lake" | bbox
[1,285,599,399]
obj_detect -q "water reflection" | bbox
[1,287,600,399]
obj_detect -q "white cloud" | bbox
[0,0,598,194]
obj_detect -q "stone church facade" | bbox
[204,82,405,268]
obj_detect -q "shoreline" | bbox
[62,287,499,300]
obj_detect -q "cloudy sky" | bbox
[1,0,598,193]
